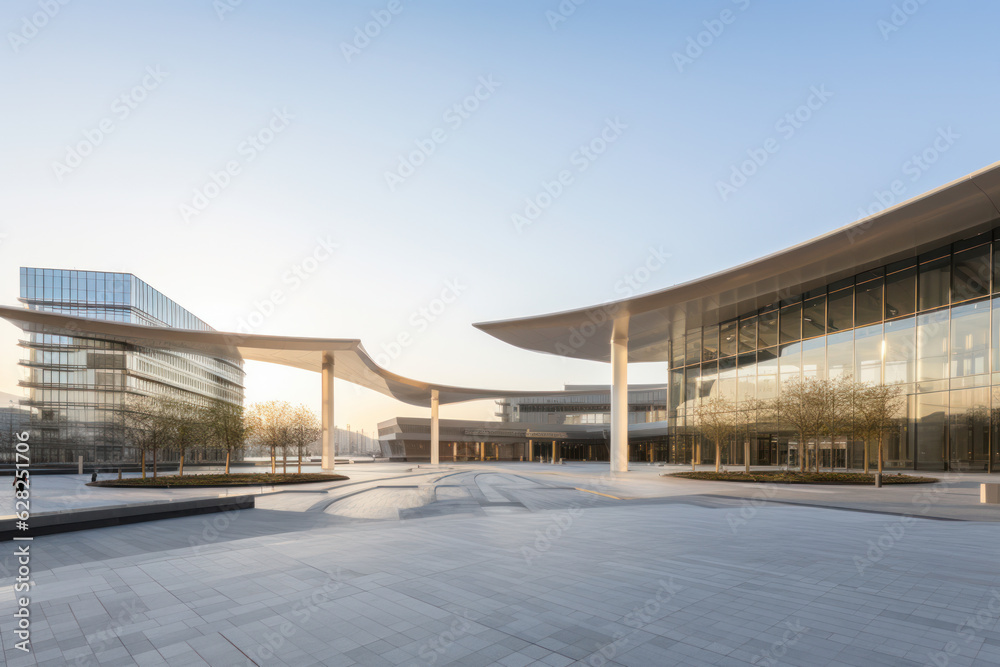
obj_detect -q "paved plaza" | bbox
[3,464,1000,666]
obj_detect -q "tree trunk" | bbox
[283,450,287,474]
[877,432,884,475]
[745,438,750,474]
[715,441,721,473]
[298,450,302,474]
[270,446,276,474]
[141,450,146,479]
[179,451,185,476]
[799,434,806,472]
[225,449,231,475]
[153,449,157,478]
[864,439,869,474]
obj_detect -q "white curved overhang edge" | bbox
[474,160,1000,363]
[0,306,582,408]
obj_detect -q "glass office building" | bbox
[17,268,245,464]
[497,385,667,426]
[378,386,670,463]
[668,229,1000,472]
[475,162,1000,473]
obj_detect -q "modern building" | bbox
[0,303,579,470]
[7,163,1000,474]
[476,162,1000,473]
[497,384,666,425]
[15,268,245,464]
[380,385,669,462]
[0,399,31,464]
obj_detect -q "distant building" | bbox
[476,162,1000,473]
[496,384,666,425]
[379,385,667,462]
[16,268,245,464]
[0,402,31,462]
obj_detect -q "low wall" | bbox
[0,495,255,541]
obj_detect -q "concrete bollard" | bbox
[981,483,1000,504]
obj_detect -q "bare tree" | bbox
[163,399,205,476]
[856,382,904,478]
[694,396,737,473]
[820,375,857,473]
[122,396,153,479]
[736,398,770,473]
[205,399,251,474]
[774,377,827,472]
[288,404,321,473]
[123,395,174,478]
[247,401,293,474]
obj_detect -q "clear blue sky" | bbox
[1,0,998,432]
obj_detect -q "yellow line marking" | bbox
[574,487,623,500]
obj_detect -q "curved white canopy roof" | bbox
[0,305,576,408]
[475,161,1000,363]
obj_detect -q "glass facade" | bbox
[667,229,1000,472]
[17,268,245,464]
[497,386,667,426]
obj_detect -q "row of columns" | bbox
[321,352,335,470]
[610,318,629,473]
[425,439,564,463]
[322,316,630,474]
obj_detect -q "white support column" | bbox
[321,352,335,471]
[610,318,630,473]
[430,389,440,465]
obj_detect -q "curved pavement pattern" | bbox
[2,463,1000,666]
